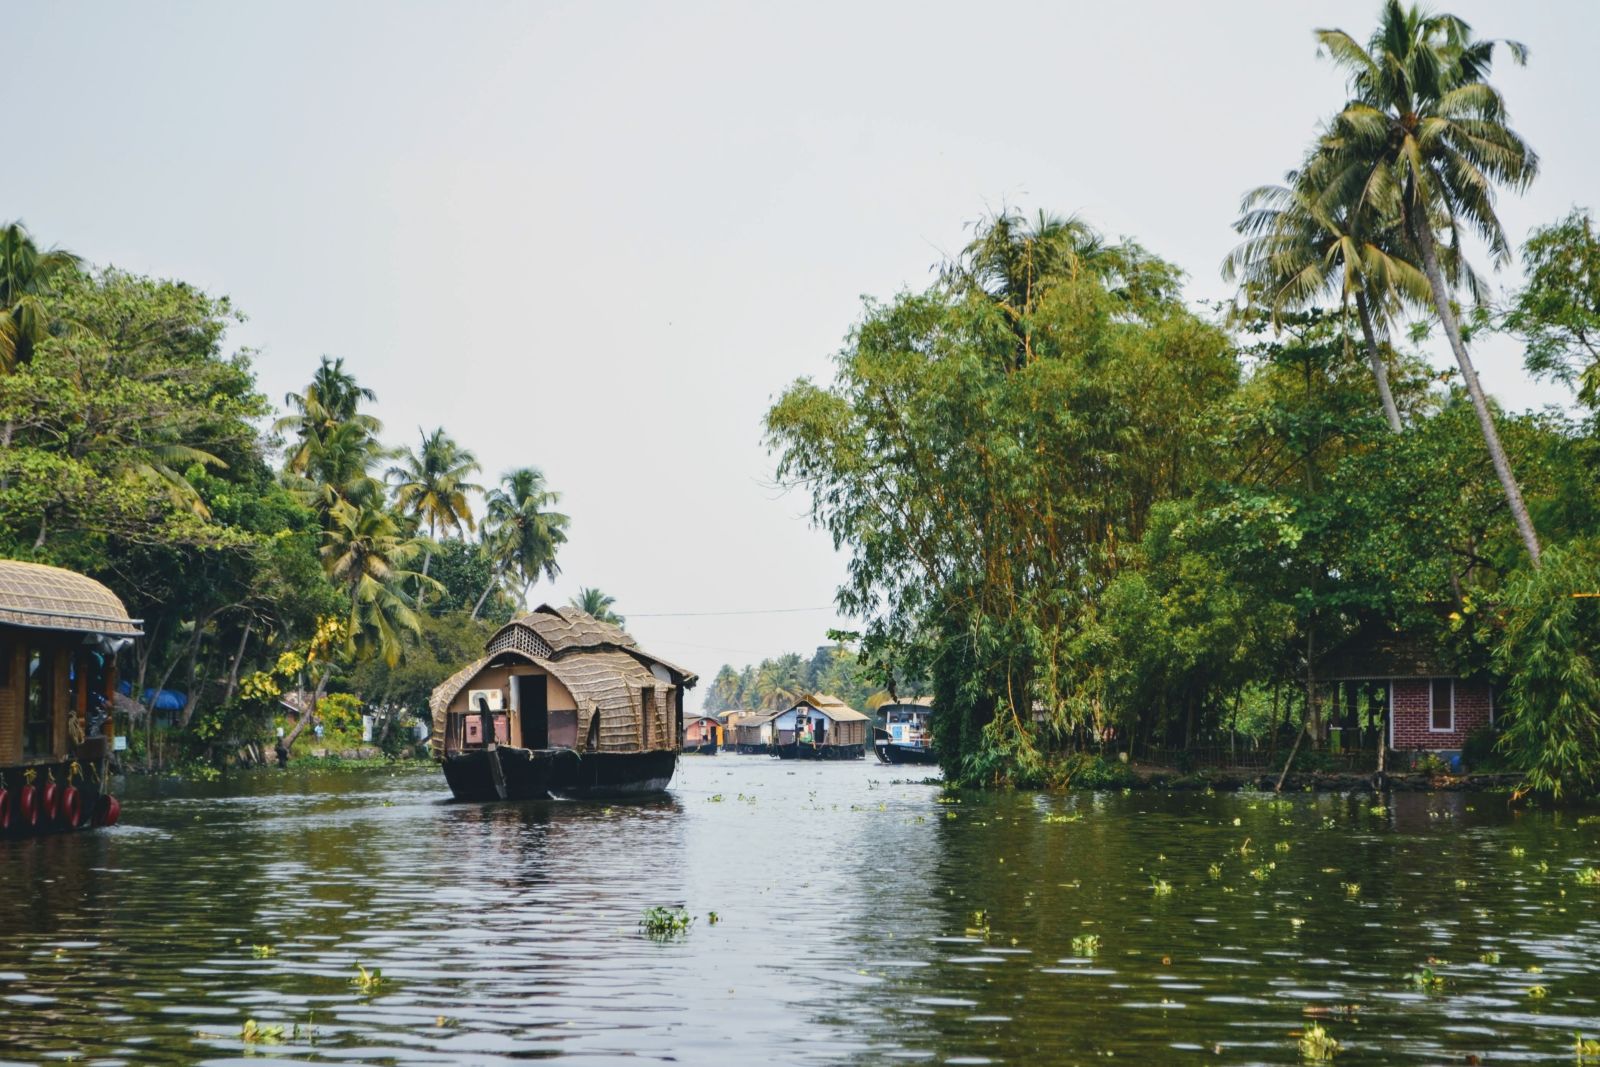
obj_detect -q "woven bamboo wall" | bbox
[0,637,19,764]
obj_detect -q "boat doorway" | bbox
[518,675,549,750]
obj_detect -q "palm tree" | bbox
[1225,153,1432,432]
[569,587,624,627]
[277,356,382,476]
[942,210,1180,366]
[1314,1,1542,562]
[473,467,570,618]
[321,499,439,666]
[0,222,80,375]
[389,428,482,606]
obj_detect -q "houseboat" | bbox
[0,560,138,836]
[430,604,697,801]
[732,710,778,754]
[682,715,721,755]
[771,694,868,760]
[874,697,937,765]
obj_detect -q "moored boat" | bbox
[0,560,139,837]
[874,697,937,765]
[768,694,868,760]
[430,605,697,801]
[681,715,721,755]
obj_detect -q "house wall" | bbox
[0,634,20,764]
[1391,677,1492,751]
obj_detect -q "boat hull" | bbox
[772,742,865,761]
[1,757,114,838]
[684,742,718,756]
[442,747,678,802]
[874,740,939,766]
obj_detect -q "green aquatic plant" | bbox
[351,964,386,993]
[1576,1034,1600,1058]
[1208,862,1223,880]
[967,909,991,936]
[1275,841,1292,853]
[1042,812,1081,824]
[1527,984,1549,999]
[1407,965,1446,991]
[706,911,720,925]
[1509,845,1527,858]
[1342,882,1361,898]
[1480,951,1501,965]
[1071,933,1101,956]
[1574,867,1600,887]
[1250,863,1275,882]
[251,944,275,958]
[706,794,724,803]
[640,907,694,939]
[1149,877,1174,897]
[240,1019,284,1044]
[1298,1021,1340,1060]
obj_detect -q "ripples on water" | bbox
[0,761,1597,1065]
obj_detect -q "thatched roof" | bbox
[487,604,698,684]
[0,559,142,637]
[793,693,869,723]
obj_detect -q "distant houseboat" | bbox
[429,605,697,801]
[771,694,868,760]
[874,697,937,765]
[0,560,139,836]
[682,715,721,755]
[732,710,778,754]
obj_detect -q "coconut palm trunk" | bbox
[1409,212,1542,564]
[1354,290,1403,432]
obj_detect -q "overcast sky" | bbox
[9,2,1596,708]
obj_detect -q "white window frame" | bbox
[1428,677,1455,733]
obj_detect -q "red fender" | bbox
[93,794,120,828]
[0,787,9,831]
[18,784,37,827]
[58,785,81,828]
[39,781,58,823]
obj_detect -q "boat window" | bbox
[24,645,51,758]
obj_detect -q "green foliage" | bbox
[1495,541,1600,799]
[640,907,693,939]
[702,643,879,714]
[1505,209,1600,412]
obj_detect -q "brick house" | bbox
[1322,627,1494,756]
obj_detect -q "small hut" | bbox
[1321,625,1493,762]
[0,560,140,834]
[429,605,697,800]
[771,693,869,760]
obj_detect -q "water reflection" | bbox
[0,762,1596,1064]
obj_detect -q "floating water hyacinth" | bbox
[1149,877,1174,897]
[1342,882,1362,898]
[1574,867,1600,887]
[352,964,385,993]
[1071,933,1101,956]
[1298,1022,1339,1060]
[640,907,694,939]
[1208,863,1223,880]
[240,1019,284,1044]
[1407,965,1446,991]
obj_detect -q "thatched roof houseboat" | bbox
[0,560,139,835]
[772,694,868,760]
[429,604,697,800]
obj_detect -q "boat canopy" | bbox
[0,560,142,637]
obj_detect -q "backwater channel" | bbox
[1,758,1598,1065]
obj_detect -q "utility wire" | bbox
[627,605,840,618]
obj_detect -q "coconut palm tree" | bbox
[1314,1,1541,562]
[389,428,482,606]
[0,222,80,375]
[942,210,1180,367]
[1225,152,1433,432]
[473,467,570,618]
[277,356,382,476]
[321,498,439,666]
[569,587,624,627]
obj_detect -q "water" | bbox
[1,759,1597,1065]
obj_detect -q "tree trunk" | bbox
[1410,212,1542,565]
[280,672,329,753]
[417,546,433,612]
[221,618,253,707]
[1355,290,1403,433]
[470,565,502,620]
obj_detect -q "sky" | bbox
[7,2,1597,710]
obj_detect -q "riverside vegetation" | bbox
[766,3,1600,799]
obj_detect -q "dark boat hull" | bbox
[771,742,865,761]
[735,744,769,755]
[442,746,678,802]
[684,742,718,756]
[875,740,939,766]
[1,757,114,838]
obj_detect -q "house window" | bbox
[1430,677,1454,732]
